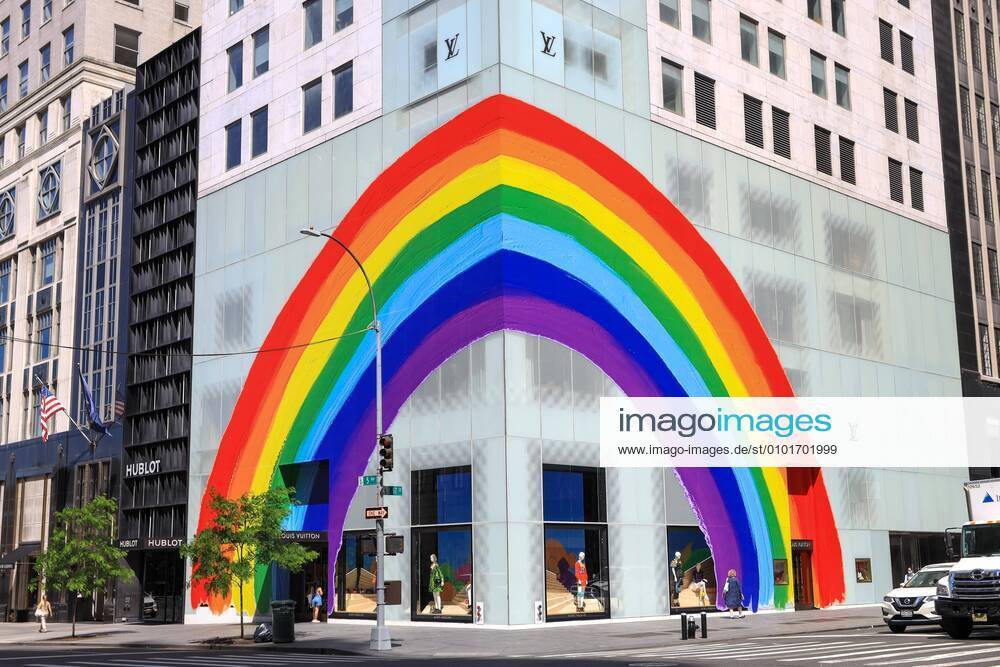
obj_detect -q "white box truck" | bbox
[935,478,1000,638]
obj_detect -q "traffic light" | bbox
[378,433,394,472]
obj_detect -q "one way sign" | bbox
[365,506,389,520]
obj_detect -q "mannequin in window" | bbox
[574,552,588,612]
[429,554,444,614]
[670,551,682,603]
[689,563,709,607]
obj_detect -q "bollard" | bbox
[701,611,708,638]
[681,613,688,640]
[689,616,697,639]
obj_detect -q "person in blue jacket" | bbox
[723,569,744,618]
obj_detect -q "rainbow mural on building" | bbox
[192,95,845,617]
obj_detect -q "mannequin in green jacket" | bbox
[429,554,445,614]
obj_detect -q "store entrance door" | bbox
[792,541,815,610]
[289,541,328,622]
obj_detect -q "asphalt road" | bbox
[6,627,1000,666]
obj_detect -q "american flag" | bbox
[114,386,125,421]
[39,384,65,443]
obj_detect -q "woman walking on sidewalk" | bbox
[724,569,744,619]
[35,593,52,632]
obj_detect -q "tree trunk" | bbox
[239,583,244,639]
[71,593,77,638]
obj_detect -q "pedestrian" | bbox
[35,593,52,633]
[310,586,323,623]
[723,569,744,619]
[903,566,914,584]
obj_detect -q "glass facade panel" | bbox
[544,525,609,618]
[668,525,716,611]
[412,526,473,619]
[413,466,472,525]
[335,531,376,616]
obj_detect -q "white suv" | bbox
[881,563,954,633]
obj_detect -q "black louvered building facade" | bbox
[118,28,201,623]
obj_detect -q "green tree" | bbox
[181,487,317,638]
[32,496,133,638]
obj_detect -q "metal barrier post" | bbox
[681,613,688,640]
[701,611,708,638]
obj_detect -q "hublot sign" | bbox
[124,459,161,478]
[118,537,185,550]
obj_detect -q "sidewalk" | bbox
[0,606,891,658]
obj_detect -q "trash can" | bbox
[270,600,296,643]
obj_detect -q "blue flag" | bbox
[78,366,111,437]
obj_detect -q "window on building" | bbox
[39,236,55,285]
[225,119,241,170]
[888,158,904,203]
[693,72,715,128]
[973,21,983,73]
[810,51,826,97]
[18,477,47,542]
[900,31,914,74]
[304,0,322,49]
[969,163,980,216]
[904,98,919,142]
[990,248,1000,302]
[884,88,898,132]
[36,161,58,217]
[834,63,850,109]
[229,0,244,15]
[692,0,711,43]
[0,190,14,237]
[411,466,473,619]
[39,43,49,82]
[808,0,822,23]
[815,125,832,175]
[18,60,27,98]
[41,0,50,23]
[740,15,758,66]
[333,61,353,119]
[832,0,845,35]
[982,322,993,375]
[768,29,785,78]
[855,559,873,584]
[253,26,269,77]
[303,78,321,133]
[661,59,683,114]
[989,30,998,80]
[910,168,924,212]
[772,107,790,159]
[659,0,679,27]
[174,2,190,22]
[16,124,25,158]
[251,105,267,157]
[976,243,987,295]
[994,104,1000,152]
[744,94,763,148]
[962,87,973,139]
[62,25,73,66]
[113,25,140,68]
[20,2,29,40]
[880,19,894,63]
[0,77,8,113]
[839,137,855,184]
[1,17,8,57]
[957,11,968,63]
[35,311,51,361]
[227,41,243,92]
[60,94,69,130]
[985,170,995,224]
[335,0,353,31]
[543,465,609,619]
[37,109,46,145]
[979,94,989,146]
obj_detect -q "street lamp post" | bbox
[300,227,390,651]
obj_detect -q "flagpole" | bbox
[33,374,93,448]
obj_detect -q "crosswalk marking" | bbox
[25,653,370,667]
[927,655,1000,667]
[781,644,943,662]
[868,646,1000,665]
[818,645,959,664]
[664,641,851,660]
[646,641,831,658]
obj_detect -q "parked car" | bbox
[142,592,158,619]
[881,563,954,633]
